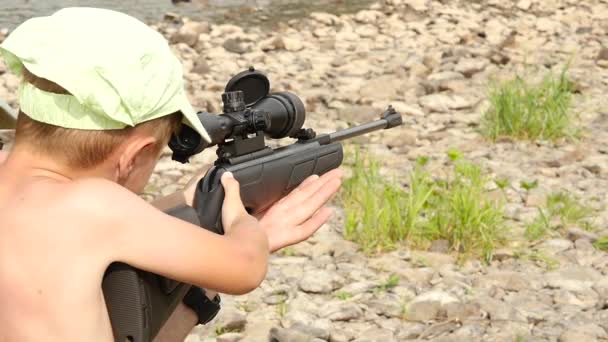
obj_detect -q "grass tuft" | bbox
[594,237,608,252]
[335,291,353,300]
[481,66,577,141]
[525,191,595,240]
[341,149,506,262]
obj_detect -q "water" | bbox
[1,0,373,29]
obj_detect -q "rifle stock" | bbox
[196,142,343,234]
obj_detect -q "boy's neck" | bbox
[4,145,113,182]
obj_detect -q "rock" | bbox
[409,251,455,268]
[192,58,211,75]
[406,290,459,321]
[338,281,378,295]
[445,302,482,321]
[402,0,429,11]
[309,12,340,26]
[516,0,532,10]
[536,18,560,33]
[597,47,608,61]
[567,227,598,242]
[298,270,344,294]
[418,94,475,113]
[338,105,380,123]
[322,302,363,321]
[223,38,251,54]
[389,102,425,117]
[260,36,286,51]
[171,21,210,47]
[454,58,488,78]
[358,75,404,101]
[217,332,244,342]
[476,296,526,322]
[269,327,320,342]
[330,328,358,342]
[283,37,304,52]
[365,298,404,318]
[381,127,417,148]
[475,270,536,291]
[597,47,608,67]
[559,330,597,342]
[425,71,465,92]
[287,293,320,315]
[537,238,573,253]
[352,328,397,342]
[574,238,595,251]
[355,25,378,38]
[545,266,602,293]
[214,308,247,332]
[290,321,331,341]
[354,10,384,24]
[485,19,512,46]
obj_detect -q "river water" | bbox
[1,0,373,29]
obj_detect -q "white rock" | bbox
[418,93,475,112]
[517,0,532,10]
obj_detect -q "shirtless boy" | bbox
[0,8,342,341]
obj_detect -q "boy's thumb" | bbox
[221,172,241,205]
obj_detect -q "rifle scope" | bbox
[169,68,306,163]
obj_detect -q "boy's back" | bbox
[0,172,115,341]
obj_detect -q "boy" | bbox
[0,8,342,342]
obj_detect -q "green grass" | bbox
[525,191,595,240]
[481,66,577,141]
[341,149,506,262]
[514,249,560,270]
[276,301,287,318]
[335,291,353,300]
[374,274,400,293]
[278,246,296,257]
[594,236,608,252]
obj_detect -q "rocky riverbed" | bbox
[2,0,608,341]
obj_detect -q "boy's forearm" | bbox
[225,220,269,289]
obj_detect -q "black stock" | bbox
[103,68,403,341]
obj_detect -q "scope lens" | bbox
[252,92,305,139]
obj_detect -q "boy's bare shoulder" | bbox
[60,178,154,227]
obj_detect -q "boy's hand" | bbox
[255,168,343,252]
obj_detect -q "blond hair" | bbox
[15,68,181,169]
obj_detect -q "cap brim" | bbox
[180,99,211,143]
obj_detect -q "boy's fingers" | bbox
[277,174,319,205]
[295,207,334,243]
[290,177,341,224]
[283,169,343,209]
[301,174,320,187]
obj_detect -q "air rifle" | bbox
[102,67,403,341]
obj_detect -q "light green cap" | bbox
[0,7,211,142]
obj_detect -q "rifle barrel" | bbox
[309,108,402,145]
[328,119,390,143]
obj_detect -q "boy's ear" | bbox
[116,135,158,183]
